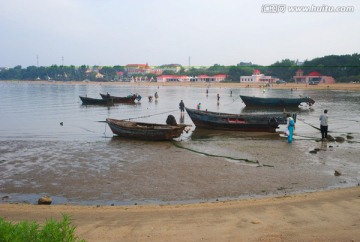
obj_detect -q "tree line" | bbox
[1,54,359,83]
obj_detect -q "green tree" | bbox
[227,66,254,82]
[268,59,298,81]
[77,65,88,81]
[302,54,360,81]
[99,66,116,81]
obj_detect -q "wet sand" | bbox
[1,187,360,241]
[1,134,359,205]
[1,135,360,241]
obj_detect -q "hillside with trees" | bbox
[301,54,360,83]
[1,54,359,83]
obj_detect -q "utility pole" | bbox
[36,55,39,80]
[62,56,64,66]
[189,56,191,69]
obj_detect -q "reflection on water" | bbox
[179,113,185,124]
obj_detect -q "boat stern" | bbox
[307,97,315,106]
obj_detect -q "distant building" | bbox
[125,63,151,75]
[194,74,227,82]
[156,74,227,83]
[293,69,336,84]
[240,70,279,83]
[95,72,104,79]
[157,75,190,82]
[159,64,182,73]
[125,63,164,75]
[237,62,253,66]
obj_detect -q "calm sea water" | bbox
[1,81,360,205]
[1,81,359,140]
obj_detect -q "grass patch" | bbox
[0,213,85,242]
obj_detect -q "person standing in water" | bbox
[179,100,185,113]
[286,113,295,143]
[319,109,328,140]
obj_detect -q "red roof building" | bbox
[307,71,322,76]
[195,74,227,82]
[293,69,335,84]
[253,69,261,75]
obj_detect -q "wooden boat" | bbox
[79,96,113,105]
[185,108,289,132]
[100,93,141,103]
[240,95,315,107]
[106,118,188,141]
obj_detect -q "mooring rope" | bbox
[171,141,274,167]
[96,109,180,123]
[124,109,179,121]
[297,118,320,131]
[224,95,241,106]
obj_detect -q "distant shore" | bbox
[2,80,360,90]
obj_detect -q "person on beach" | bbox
[197,102,201,110]
[217,93,220,102]
[319,109,328,140]
[179,100,185,113]
[154,92,159,99]
[286,113,295,143]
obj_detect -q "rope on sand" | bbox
[171,141,274,167]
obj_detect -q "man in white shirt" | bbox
[319,109,328,140]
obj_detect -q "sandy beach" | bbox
[1,80,360,241]
[1,187,360,241]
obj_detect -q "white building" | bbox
[240,70,279,83]
[156,75,190,82]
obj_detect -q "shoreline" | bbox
[1,186,359,241]
[2,79,360,90]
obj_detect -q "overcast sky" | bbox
[1,0,359,68]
